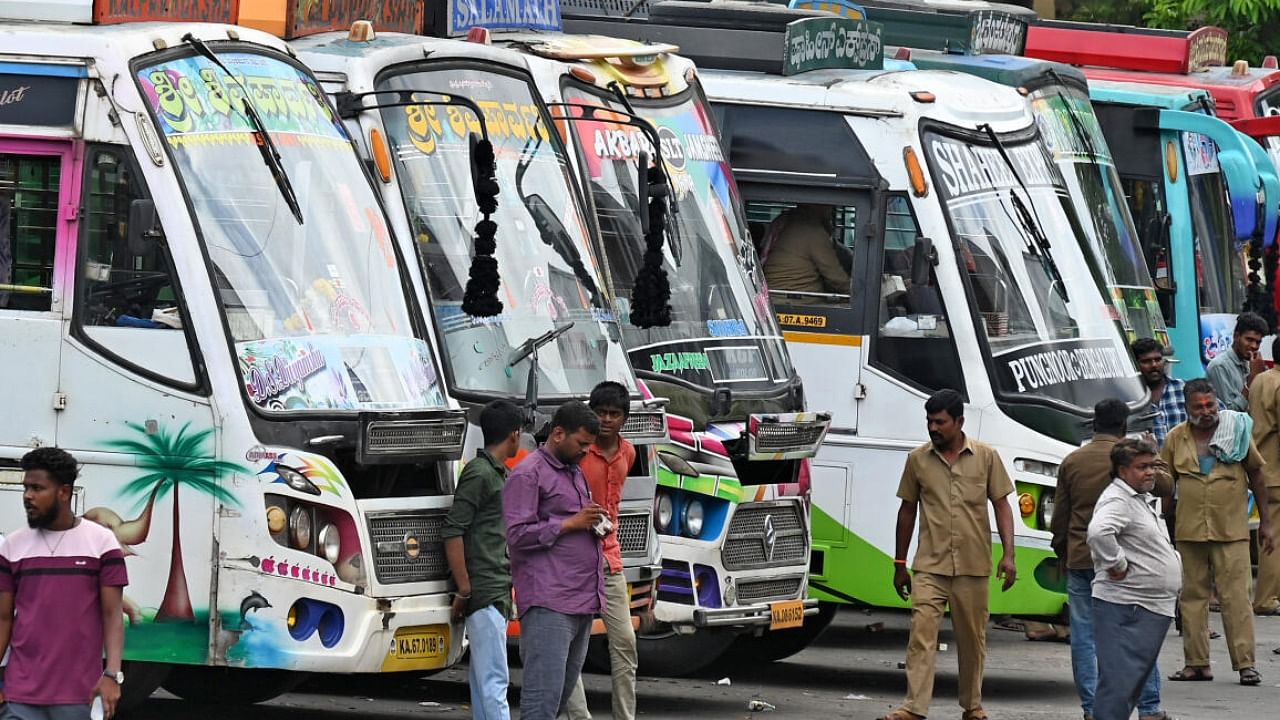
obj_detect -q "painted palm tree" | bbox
[102,422,243,622]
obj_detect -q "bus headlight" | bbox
[1039,492,1055,529]
[317,523,341,565]
[682,498,705,538]
[289,506,313,550]
[655,492,674,533]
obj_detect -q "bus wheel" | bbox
[161,666,303,705]
[635,626,736,677]
[119,661,171,710]
[726,602,839,664]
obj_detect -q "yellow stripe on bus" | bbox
[781,331,863,347]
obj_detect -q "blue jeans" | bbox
[518,607,592,720]
[1093,599,1173,720]
[466,604,511,720]
[1,704,90,720]
[1068,569,1163,717]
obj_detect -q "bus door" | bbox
[0,139,73,459]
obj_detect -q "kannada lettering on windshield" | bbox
[137,54,344,145]
[1000,340,1131,393]
[401,95,548,155]
[928,137,1059,201]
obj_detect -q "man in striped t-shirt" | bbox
[0,448,128,720]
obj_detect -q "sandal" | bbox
[1140,713,1176,720]
[1239,667,1262,686]
[1167,666,1213,681]
[877,711,924,720]
[962,710,989,720]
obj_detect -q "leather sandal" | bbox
[1239,667,1262,686]
[1167,666,1213,681]
[877,711,924,720]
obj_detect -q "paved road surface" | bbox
[131,607,1280,718]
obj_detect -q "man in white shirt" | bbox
[1087,438,1182,720]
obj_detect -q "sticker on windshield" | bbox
[997,339,1132,394]
[927,137,1059,201]
[137,53,346,144]
[1182,132,1221,176]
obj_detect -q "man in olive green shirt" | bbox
[1162,379,1273,687]
[443,400,523,720]
[880,389,1017,720]
[1247,338,1280,616]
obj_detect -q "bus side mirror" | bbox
[127,199,163,256]
[911,236,935,287]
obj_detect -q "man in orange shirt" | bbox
[564,381,638,720]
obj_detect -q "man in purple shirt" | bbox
[504,401,607,720]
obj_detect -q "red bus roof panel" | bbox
[1026,22,1227,75]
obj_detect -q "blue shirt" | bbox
[503,448,605,617]
[1153,375,1187,447]
[1207,349,1250,412]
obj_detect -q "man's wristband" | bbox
[453,591,472,600]
[893,559,907,566]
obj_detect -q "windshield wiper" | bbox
[508,323,576,430]
[513,135,606,310]
[180,34,304,225]
[978,124,1070,304]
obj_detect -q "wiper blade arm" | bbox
[979,124,1070,305]
[508,322,576,369]
[181,33,304,225]
[1047,69,1098,162]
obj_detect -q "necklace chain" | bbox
[39,519,76,556]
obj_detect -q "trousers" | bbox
[563,569,637,720]
[900,572,989,717]
[1066,569,1163,717]
[466,604,511,720]
[518,607,593,720]
[1177,540,1255,669]
[1092,599,1172,720]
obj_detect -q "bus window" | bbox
[76,148,195,386]
[755,203,852,306]
[0,154,59,312]
[872,195,965,394]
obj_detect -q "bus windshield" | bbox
[561,84,792,392]
[136,50,447,413]
[1185,144,1245,316]
[1031,88,1168,346]
[923,128,1146,409]
[376,65,634,398]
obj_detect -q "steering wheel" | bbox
[87,272,171,323]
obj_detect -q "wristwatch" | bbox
[104,670,124,684]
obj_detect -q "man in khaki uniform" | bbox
[762,205,851,296]
[1162,379,1274,686]
[1247,338,1280,616]
[880,389,1017,720]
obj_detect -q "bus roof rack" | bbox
[561,0,885,74]
[1026,20,1229,75]
[0,0,238,24]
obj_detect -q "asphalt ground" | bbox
[130,606,1280,718]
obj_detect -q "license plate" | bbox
[380,624,450,672]
[769,600,805,631]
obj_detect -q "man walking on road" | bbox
[1132,338,1186,447]
[879,389,1017,720]
[564,382,639,720]
[1087,438,1183,720]
[1163,379,1273,685]
[504,401,607,720]
[1052,400,1174,720]
[0,447,128,720]
[1206,312,1267,413]
[1247,337,1280,616]
[443,400,523,720]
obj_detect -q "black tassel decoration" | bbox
[629,163,673,328]
[463,137,503,317]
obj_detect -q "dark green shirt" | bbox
[442,449,511,617]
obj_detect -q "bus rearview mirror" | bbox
[911,236,935,287]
